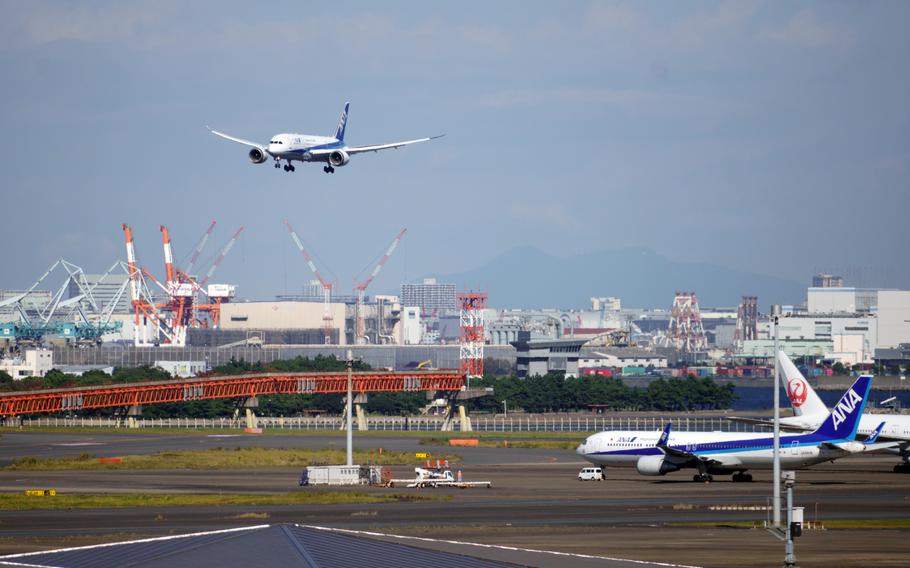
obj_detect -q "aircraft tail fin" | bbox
[811,375,872,441]
[657,422,672,447]
[334,102,350,141]
[866,421,886,444]
[778,351,827,416]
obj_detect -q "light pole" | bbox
[782,471,800,568]
[346,349,353,467]
[772,304,782,528]
[502,400,507,417]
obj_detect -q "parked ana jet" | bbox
[729,351,910,473]
[207,102,443,174]
[576,376,893,482]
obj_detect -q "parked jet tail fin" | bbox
[811,376,872,441]
[778,351,827,416]
[657,422,672,447]
[334,102,350,141]
[866,421,886,444]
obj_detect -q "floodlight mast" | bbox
[772,304,782,528]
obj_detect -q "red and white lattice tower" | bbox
[458,292,487,380]
[733,295,759,349]
[666,291,707,352]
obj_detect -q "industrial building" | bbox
[511,331,585,378]
[579,347,668,371]
[0,349,53,379]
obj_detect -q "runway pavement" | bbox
[1,430,908,567]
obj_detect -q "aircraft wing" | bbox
[725,416,813,432]
[207,127,267,151]
[342,134,445,155]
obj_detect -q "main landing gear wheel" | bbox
[323,166,335,174]
[894,463,910,473]
[732,472,753,483]
[283,164,296,172]
[693,473,713,483]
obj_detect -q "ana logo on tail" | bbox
[787,377,808,407]
[831,388,863,430]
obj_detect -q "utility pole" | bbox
[346,349,353,467]
[782,471,800,568]
[772,304,782,528]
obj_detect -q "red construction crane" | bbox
[353,228,407,344]
[284,219,336,344]
[121,224,178,346]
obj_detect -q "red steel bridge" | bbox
[0,370,465,417]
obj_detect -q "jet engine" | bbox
[329,150,351,167]
[248,147,269,164]
[636,455,681,476]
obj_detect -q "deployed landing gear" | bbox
[693,473,713,483]
[323,165,335,174]
[893,463,910,473]
[274,160,281,169]
[283,164,296,172]
[732,472,753,483]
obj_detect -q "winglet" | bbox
[334,102,350,141]
[866,421,886,444]
[812,375,872,441]
[657,422,672,447]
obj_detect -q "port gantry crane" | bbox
[284,219,336,344]
[353,228,407,345]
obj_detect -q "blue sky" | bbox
[1,1,908,304]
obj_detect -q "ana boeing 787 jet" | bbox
[208,102,443,174]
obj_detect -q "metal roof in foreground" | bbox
[0,524,703,568]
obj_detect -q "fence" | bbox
[18,415,768,433]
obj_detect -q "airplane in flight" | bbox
[576,375,894,482]
[729,351,910,473]
[207,102,443,174]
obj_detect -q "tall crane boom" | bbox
[353,228,407,344]
[200,226,244,287]
[184,220,216,275]
[283,219,335,344]
[283,219,333,291]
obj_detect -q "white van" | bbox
[578,467,604,481]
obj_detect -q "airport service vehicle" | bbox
[728,351,910,473]
[576,376,895,482]
[578,467,605,481]
[387,461,492,489]
[208,102,443,174]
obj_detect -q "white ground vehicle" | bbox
[578,467,605,481]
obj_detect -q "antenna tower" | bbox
[458,291,487,381]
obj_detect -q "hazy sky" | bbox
[2,1,908,304]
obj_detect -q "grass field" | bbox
[4,447,458,471]
[0,491,443,511]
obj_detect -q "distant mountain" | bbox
[435,245,805,309]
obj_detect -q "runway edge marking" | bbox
[299,524,703,568]
[0,524,271,563]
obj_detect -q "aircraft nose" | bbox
[576,441,586,455]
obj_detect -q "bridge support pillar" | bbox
[127,405,142,429]
[355,404,368,431]
[243,397,258,430]
[458,404,472,432]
